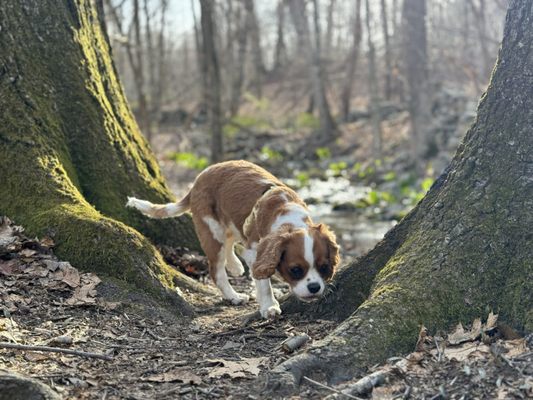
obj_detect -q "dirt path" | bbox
[1,218,531,400]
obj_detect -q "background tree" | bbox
[0,0,204,312]
[199,0,223,163]
[340,0,362,122]
[288,0,337,141]
[270,0,533,389]
[403,0,431,167]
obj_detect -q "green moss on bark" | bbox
[0,0,202,310]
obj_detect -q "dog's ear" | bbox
[317,223,340,276]
[252,227,291,279]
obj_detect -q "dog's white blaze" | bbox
[203,216,225,244]
[303,230,314,269]
[270,203,309,231]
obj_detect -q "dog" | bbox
[126,160,340,318]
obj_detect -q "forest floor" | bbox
[1,218,532,400]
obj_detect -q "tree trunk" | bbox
[380,0,392,100]
[324,0,336,61]
[133,0,151,141]
[243,0,264,98]
[287,0,337,140]
[199,0,223,163]
[467,0,494,82]
[403,0,431,168]
[268,0,533,390]
[340,0,362,122]
[229,2,248,117]
[365,0,383,161]
[0,0,203,313]
[273,0,288,74]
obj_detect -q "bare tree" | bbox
[243,0,264,98]
[324,0,336,61]
[402,0,430,167]
[365,0,383,160]
[229,2,248,116]
[288,0,337,140]
[340,0,362,122]
[467,0,493,81]
[380,0,393,100]
[273,0,288,73]
[105,0,150,140]
[200,0,223,163]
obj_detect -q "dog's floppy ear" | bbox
[252,226,291,279]
[317,223,340,275]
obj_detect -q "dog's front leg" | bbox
[254,278,281,319]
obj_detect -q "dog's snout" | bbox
[307,282,321,294]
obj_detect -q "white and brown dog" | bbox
[127,160,340,318]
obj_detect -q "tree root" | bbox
[0,371,60,400]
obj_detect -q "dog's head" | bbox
[252,224,340,301]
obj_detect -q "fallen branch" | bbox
[302,376,364,400]
[324,370,389,399]
[0,341,113,361]
[282,334,310,353]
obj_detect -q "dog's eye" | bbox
[289,266,304,279]
[318,264,329,275]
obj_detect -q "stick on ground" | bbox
[0,341,113,361]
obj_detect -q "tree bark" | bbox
[340,0,362,122]
[0,0,203,313]
[268,0,533,391]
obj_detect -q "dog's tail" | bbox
[126,191,191,219]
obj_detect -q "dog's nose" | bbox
[307,282,321,294]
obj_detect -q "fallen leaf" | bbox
[143,369,201,385]
[208,357,266,379]
[65,273,101,305]
[53,262,80,288]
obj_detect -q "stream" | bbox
[289,177,397,261]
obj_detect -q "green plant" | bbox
[170,152,208,170]
[260,146,283,161]
[295,171,310,187]
[315,147,331,160]
[328,161,348,176]
[295,112,320,129]
[223,115,272,138]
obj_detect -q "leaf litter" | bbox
[1,216,531,399]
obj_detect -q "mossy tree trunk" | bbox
[0,0,203,313]
[271,0,533,390]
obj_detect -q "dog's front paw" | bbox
[229,293,250,305]
[260,302,282,319]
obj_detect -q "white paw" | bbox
[260,302,282,319]
[229,293,250,305]
[226,260,245,277]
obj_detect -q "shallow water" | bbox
[290,177,397,260]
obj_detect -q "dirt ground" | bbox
[1,218,532,400]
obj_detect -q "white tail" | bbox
[126,193,190,219]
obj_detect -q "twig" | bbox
[0,341,113,361]
[434,337,444,362]
[212,319,271,337]
[303,376,364,400]
[282,334,310,353]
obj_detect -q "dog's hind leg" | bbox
[194,216,248,305]
[224,234,245,277]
